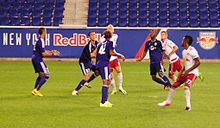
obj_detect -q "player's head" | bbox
[182,35,193,48]
[103,30,112,40]
[161,31,168,41]
[107,24,114,34]
[38,27,46,39]
[150,30,157,40]
[88,31,96,42]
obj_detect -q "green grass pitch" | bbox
[0,61,220,128]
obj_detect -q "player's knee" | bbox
[169,73,173,79]
[158,72,164,77]
[45,75,50,80]
[115,66,121,73]
[94,70,99,76]
[184,86,190,90]
[151,75,157,81]
[103,80,110,85]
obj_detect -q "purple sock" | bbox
[87,74,97,83]
[34,76,41,89]
[101,85,109,104]
[36,76,49,91]
[162,75,171,86]
[153,77,167,86]
[75,79,87,91]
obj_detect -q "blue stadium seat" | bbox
[118,17,127,27]
[159,18,168,27]
[209,3,218,12]
[53,17,62,26]
[129,17,137,27]
[98,17,107,27]
[88,10,96,18]
[119,11,127,18]
[99,11,107,18]
[0,17,10,25]
[209,11,218,20]
[169,3,177,12]
[188,3,197,11]
[139,0,147,4]
[199,11,208,19]
[159,3,167,11]
[21,17,30,26]
[139,10,147,19]
[179,18,188,27]
[88,17,96,26]
[138,18,147,27]
[10,17,20,26]
[210,19,219,27]
[169,11,178,19]
[109,10,117,18]
[129,11,137,18]
[119,3,127,11]
[43,17,52,26]
[54,10,63,18]
[32,10,41,17]
[108,17,117,26]
[32,16,41,26]
[179,3,187,11]
[139,4,147,11]
[189,19,199,27]
[199,0,206,4]
[149,10,157,19]
[109,3,117,11]
[129,3,137,11]
[159,11,167,19]
[200,19,209,27]
[179,11,188,19]
[169,18,178,27]
[148,18,157,27]
[149,3,157,11]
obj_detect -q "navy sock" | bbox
[75,79,87,91]
[153,77,167,86]
[162,75,171,86]
[101,85,109,104]
[34,76,41,89]
[36,76,49,91]
[87,74,97,83]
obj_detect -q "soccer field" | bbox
[0,61,219,128]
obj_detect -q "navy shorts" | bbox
[79,61,96,75]
[150,62,165,76]
[32,59,49,73]
[98,66,110,80]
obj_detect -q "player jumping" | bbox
[161,31,183,82]
[137,30,171,88]
[72,31,99,95]
[31,27,60,97]
[97,30,125,107]
[105,24,127,95]
[158,35,200,111]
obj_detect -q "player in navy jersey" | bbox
[72,31,99,95]
[97,30,125,108]
[31,27,60,97]
[137,31,171,88]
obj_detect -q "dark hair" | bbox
[184,35,193,45]
[88,31,95,37]
[38,27,45,35]
[161,31,167,34]
[103,30,112,39]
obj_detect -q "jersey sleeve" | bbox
[38,39,45,53]
[190,48,200,59]
[167,40,177,48]
[112,34,118,48]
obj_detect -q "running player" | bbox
[137,30,171,88]
[161,31,183,81]
[105,24,127,95]
[158,35,200,111]
[31,27,60,97]
[97,30,125,107]
[72,31,99,95]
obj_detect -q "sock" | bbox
[184,86,191,107]
[166,88,176,103]
[117,72,123,89]
[75,79,87,91]
[111,78,116,90]
[34,76,41,89]
[87,74,97,83]
[173,75,177,82]
[101,85,109,104]
[153,77,167,85]
[162,75,172,86]
[36,76,49,91]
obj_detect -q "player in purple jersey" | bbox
[72,31,99,95]
[97,30,125,108]
[137,31,171,89]
[31,27,60,97]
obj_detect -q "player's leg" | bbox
[158,63,172,87]
[115,64,127,95]
[99,66,113,107]
[168,62,177,81]
[184,74,197,111]
[109,60,117,94]
[84,63,98,88]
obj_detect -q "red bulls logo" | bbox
[197,32,218,50]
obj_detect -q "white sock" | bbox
[184,86,191,107]
[173,75,177,82]
[166,88,176,103]
[117,72,123,89]
[111,78,116,90]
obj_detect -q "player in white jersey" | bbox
[105,24,127,95]
[158,35,200,111]
[161,31,183,82]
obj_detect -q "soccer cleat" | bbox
[84,82,92,88]
[163,85,170,90]
[100,101,113,108]
[119,88,128,95]
[198,72,204,82]
[185,106,191,111]
[72,90,79,96]
[111,90,117,95]
[32,89,43,97]
[158,101,171,107]
[36,91,43,97]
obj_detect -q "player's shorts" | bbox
[169,59,183,76]
[172,73,197,88]
[109,58,120,72]
[79,61,96,75]
[98,66,110,80]
[150,62,165,76]
[32,59,49,73]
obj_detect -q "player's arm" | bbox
[90,48,97,58]
[184,57,200,76]
[168,45,178,58]
[42,50,60,56]
[109,50,125,61]
[137,50,147,62]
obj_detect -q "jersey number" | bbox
[98,44,106,55]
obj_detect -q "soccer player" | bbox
[158,35,200,111]
[72,31,99,95]
[137,30,171,88]
[161,31,183,81]
[97,30,125,107]
[31,27,60,97]
[106,24,127,95]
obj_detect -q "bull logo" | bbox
[197,32,218,50]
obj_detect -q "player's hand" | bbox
[136,58,142,62]
[121,55,126,61]
[52,50,60,56]
[183,70,190,77]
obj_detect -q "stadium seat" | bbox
[119,11,127,18]
[88,17,96,26]
[129,10,137,18]
[138,18,147,27]
[109,10,117,18]
[189,19,199,27]
[129,18,138,27]
[179,18,188,27]
[10,17,20,26]
[21,17,30,26]
[108,17,118,26]
[98,17,107,27]
[148,18,157,27]
[210,19,219,27]
[118,17,127,27]
[53,17,62,26]
[200,19,209,27]
[0,17,10,25]
[169,18,178,27]
[159,18,168,27]
[32,17,41,26]
[43,17,52,26]
[139,10,147,19]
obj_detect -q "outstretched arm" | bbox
[136,50,147,62]
[109,50,125,61]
